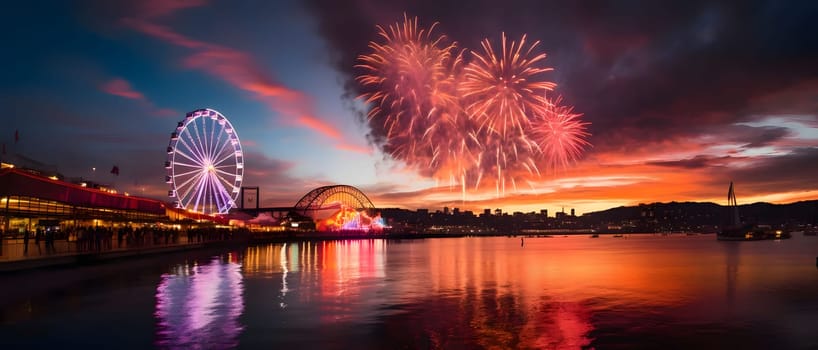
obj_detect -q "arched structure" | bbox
[293,185,375,216]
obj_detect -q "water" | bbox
[2,235,817,349]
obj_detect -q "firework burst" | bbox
[460,33,555,138]
[355,14,470,179]
[459,33,556,194]
[357,16,591,198]
[534,97,591,172]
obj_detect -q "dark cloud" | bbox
[646,155,731,169]
[729,125,792,149]
[726,147,818,194]
[305,0,818,155]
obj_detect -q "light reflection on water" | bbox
[154,255,244,349]
[2,235,817,349]
[235,235,818,349]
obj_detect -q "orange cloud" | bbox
[335,142,372,155]
[295,115,341,139]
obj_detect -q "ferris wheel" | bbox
[165,108,244,215]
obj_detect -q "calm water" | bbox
[2,235,818,349]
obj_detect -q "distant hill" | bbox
[581,200,818,226]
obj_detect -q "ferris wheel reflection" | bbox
[154,255,244,349]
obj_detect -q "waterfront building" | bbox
[0,167,223,234]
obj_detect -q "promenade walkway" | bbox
[0,228,246,272]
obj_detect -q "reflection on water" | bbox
[235,236,818,349]
[5,236,815,348]
[154,254,244,349]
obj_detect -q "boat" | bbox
[590,234,599,238]
[717,182,791,241]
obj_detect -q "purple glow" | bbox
[167,108,244,214]
[154,257,244,348]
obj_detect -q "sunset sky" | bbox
[2,0,817,215]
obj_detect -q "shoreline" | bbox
[0,241,241,273]
[1,232,715,272]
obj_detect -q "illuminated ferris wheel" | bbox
[165,108,244,215]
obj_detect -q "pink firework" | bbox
[534,97,591,171]
[356,16,591,197]
[355,15,472,179]
[460,33,555,138]
[459,33,556,194]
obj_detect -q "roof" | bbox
[0,168,165,214]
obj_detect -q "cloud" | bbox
[132,0,207,19]
[305,0,818,157]
[335,142,372,154]
[117,4,365,153]
[100,78,144,100]
[733,125,792,149]
[726,147,818,194]
[646,155,729,169]
[239,151,322,207]
[98,77,177,117]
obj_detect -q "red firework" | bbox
[534,97,591,172]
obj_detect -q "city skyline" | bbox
[2,0,817,215]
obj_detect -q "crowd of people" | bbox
[1,225,250,256]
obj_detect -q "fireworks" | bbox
[534,97,591,172]
[355,14,468,178]
[357,15,591,196]
[460,33,555,138]
[460,33,557,194]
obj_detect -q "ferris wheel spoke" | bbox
[210,121,227,157]
[189,120,211,164]
[214,168,236,178]
[200,116,212,161]
[209,172,228,212]
[203,115,216,162]
[212,138,230,165]
[208,172,224,213]
[212,150,236,167]
[172,161,203,169]
[173,167,205,178]
[208,173,219,213]
[176,171,206,202]
[210,132,230,166]
[176,138,206,165]
[207,118,224,162]
[174,149,204,168]
[192,171,209,213]
[180,127,207,163]
[203,173,213,214]
[214,172,236,198]
[176,171,203,193]
[211,173,232,211]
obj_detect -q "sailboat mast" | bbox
[728,181,740,226]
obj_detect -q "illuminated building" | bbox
[0,167,224,232]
